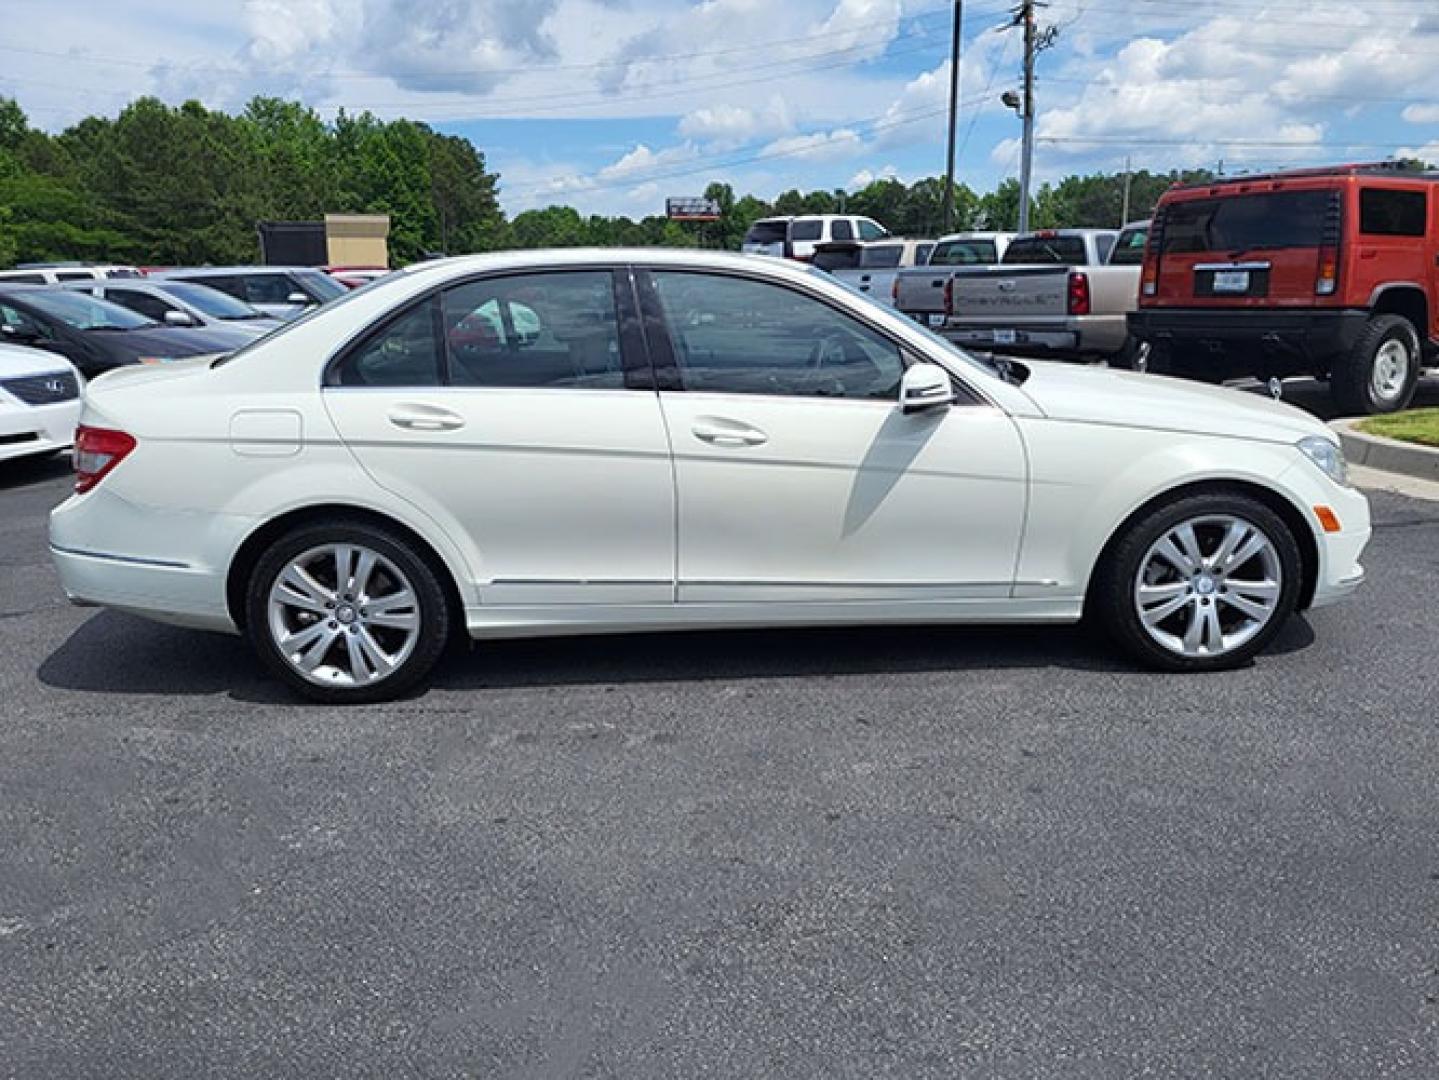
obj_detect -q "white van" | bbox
[741,215,890,261]
[0,263,142,284]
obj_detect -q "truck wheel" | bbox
[1331,314,1420,415]
[1109,337,1145,371]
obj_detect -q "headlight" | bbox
[1298,435,1349,487]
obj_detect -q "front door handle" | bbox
[387,403,465,432]
[692,418,768,448]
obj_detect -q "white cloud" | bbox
[1402,104,1439,125]
[677,97,793,147]
[849,163,898,188]
[760,127,864,162]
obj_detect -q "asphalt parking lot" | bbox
[2,398,1439,1078]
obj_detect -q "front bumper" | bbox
[1128,307,1370,380]
[0,399,80,463]
[1307,480,1372,610]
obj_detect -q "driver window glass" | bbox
[440,271,625,389]
[650,271,904,400]
[244,274,298,305]
[0,303,46,339]
[110,290,172,321]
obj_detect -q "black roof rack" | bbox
[1171,161,1439,191]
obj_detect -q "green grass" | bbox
[1358,408,1439,448]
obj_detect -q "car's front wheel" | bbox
[1091,492,1303,672]
[244,520,453,703]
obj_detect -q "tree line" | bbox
[0,93,1322,267]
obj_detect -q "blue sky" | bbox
[2,0,1437,220]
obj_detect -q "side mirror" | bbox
[286,292,311,306]
[900,362,955,413]
[163,309,196,327]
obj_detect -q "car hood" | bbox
[0,341,77,379]
[1015,361,1329,444]
[88,325,238,364]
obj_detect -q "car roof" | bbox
[155,266,315,276]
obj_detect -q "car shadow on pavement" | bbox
[37,607,1318,702]
[0,452,71,491]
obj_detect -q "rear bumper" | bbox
[1128,308,1369,379]
[945,315,1126,359]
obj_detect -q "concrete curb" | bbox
[1332,417,1439,483]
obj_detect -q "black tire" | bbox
[1330,313,1420,415]
[1090,491,1303,673]
[244,519,453,704]
[1108,336,1144,371]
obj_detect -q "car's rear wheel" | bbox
[1331,313,1420,415]
[244,520,452,704]
[1091,492,1302,672]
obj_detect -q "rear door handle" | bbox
[691,418,768,447]
[387,404,466,432]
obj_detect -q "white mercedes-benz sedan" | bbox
[49,249,1370,703]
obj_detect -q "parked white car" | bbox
[51,249,1370,703]
[0,264,142,285]
[152,266,348,321]
[742,215,890,261]
[0,342,83,463]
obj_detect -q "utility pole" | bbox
[1017,0,1036,233]
[1120,155,1132,225]
[941,0,963,234]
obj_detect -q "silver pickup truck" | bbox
[932,224,1149,363]
[891,231,1014,322]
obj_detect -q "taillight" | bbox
[1315,246,1338,296]
[73,425,136,494]
[1067,271,1091,316]
[1141,260,1159,297]
[891,275,900,303]
[942,276,954,315]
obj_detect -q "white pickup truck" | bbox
[929,224,1150,363]
[891,231,1014,322]
[827,238,935,308]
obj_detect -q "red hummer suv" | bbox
[1128,163,1438,413]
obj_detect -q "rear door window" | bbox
[1359,188,1427,237]
[441,271,626,389]
[1003,236,1088,264]
[831,220,854,242]
[790,219,823,242]
[930,239,998,266]
[1109,227,1150,265]
[1161,191,1330,254]
[244,274,300,306]
[859,245,904,269]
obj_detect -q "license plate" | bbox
[992,328,1017,345]
[927,314,945,328]
[1211,270,1250,293]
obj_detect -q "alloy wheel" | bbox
[1371,339,1411,403]
[1132,514,1284,659]
[266,543,421,687]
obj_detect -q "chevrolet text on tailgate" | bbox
[920,226,1149,365]
[1128,162,1439,414]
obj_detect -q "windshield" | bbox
[1003,236,1088,264]
[18,290,154,330]
[930,239,998,266]
[158,281,266,320]
[1162,191,1330,254]
[294,270,347,302]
